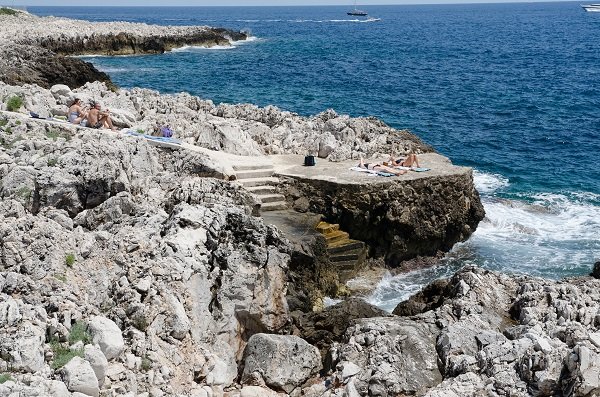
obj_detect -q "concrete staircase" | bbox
[233,164,287,212]
[316,221,367,281]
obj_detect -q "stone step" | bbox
[324,230,349,244]
[331,260,361,272]
[327,239,365,255]
[316,221,340,235]
[330,248,365,263]
[246,185,277,195]
[237,177,279,187]
[233,164,273,172]
[259,194,286,204]
[260,201,288,212]
[235,169,274,180]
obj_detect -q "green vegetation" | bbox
[68,322,91,345]
[15,120,21,125]
[4,127,11,134]
[136,129,145,134]
[141,355,152,372]
[47,157,58,167]
[0,373,12,384]
[46,130,61,141]
[132,315,148,332]
[65,253,76,267]
[54,273,67,282]
[0,119,7,128]
[16,186,31,202]
[0,7,19,16]
[50,339,83,370]
[5,96,23,112]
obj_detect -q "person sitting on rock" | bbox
[84,101,116,130]
[358,157,407,175]
[67,98,88,124]
[387,152,420,168]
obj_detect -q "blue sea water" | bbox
[32,3,600,311]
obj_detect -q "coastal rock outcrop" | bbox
[0,10,247,89]
[280,170,485,265]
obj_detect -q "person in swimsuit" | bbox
[67,98,88,124]
[359,157,407,175]
[85,102,115,130]
[388,152,420,168]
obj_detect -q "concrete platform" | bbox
[270,153,470,185]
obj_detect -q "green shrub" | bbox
[68,322,91,345]
[46,130,61,141]
[0,119,7,128]
[141,355,152,372]
[4,127,11,134]
[50,340,83,369]
[65,253,76,267]
[136,129,145,134]
[16,186,31,202]
[0,373,12,384]
[47,158,58,167]
[0,8,19,16]
[15,120,21,125]
[6,96,23,112]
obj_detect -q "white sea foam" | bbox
[473,170,509,194]
[170,36,259,52]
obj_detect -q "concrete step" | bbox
[260,201,288,212]
[330,248,365,263]
[237,177,279,187]
[316,221,340,235]
[246,185,277,195]
[259,194,286,204]
[327,239,365,255]
[235,169,274,180]
[324,230,349,244]
[233,164,273,172]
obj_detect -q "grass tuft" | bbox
[65,253,76,267]
[50,340,83,370]
[68,322,91,345]
[0,7,19,16]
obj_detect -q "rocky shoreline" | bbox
[1,7,598,397]
[0,9,247,89]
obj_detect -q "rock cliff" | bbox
[0,10,247,89]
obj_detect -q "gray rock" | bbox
[241,334,322,393]
[84,344,108,386]
[87,316,124,361]
[62,356,100,397]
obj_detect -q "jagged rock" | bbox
[61,356,100,397]
[590,261,600,279]
[87,316,124,361]
[241,334,322,393]
[293,298,389,361]
[84,344,108,386]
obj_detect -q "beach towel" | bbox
[126,130,182,145]
[350,166,395,177]
[392,166,431,172]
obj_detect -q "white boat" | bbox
[347,0,368,16]
[582,4,600,12]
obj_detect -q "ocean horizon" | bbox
[30,2,599,310]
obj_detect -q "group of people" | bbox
[68,98,116,130]
[358,153,421,176]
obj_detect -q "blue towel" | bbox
[377,171,396,177]
[413,167,431,172]
[125,131,181,145]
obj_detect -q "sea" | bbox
[32,3,599,312]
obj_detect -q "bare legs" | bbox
[389,153,420,168]
[99,115,116,130]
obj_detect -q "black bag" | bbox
[304,155,316,166]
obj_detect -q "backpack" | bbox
[160,126,173,138]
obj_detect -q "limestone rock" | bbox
[84,344,109,386]
[87,316,124,361]
[241,334,322,393]
[61,356,100,397]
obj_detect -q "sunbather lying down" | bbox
[387,153,420,168]
[359,157,407,175]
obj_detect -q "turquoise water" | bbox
[32,4,600,307]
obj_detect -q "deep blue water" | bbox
[32,4,600,309]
